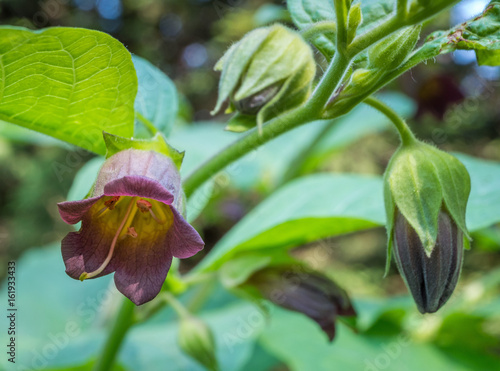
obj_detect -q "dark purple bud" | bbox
[393,209,463,314]
[232,83,280,115]
[249,267,355,341]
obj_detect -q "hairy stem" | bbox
[363,96,415,146]
[301,21,337,41]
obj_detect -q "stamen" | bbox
[136,199,152,213]
[97,196,123,218]
[126,227,138,238]
[149,208,166,224]
[104,196,121,210]
[79,197,137,281]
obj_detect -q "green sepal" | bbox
[347,3,362,45]
[233,24,314,102]
[387,143,442,256]
[256,63,314,132]
[383,157,396,277]
[103,132,185,169]
[368,25,421,71]
[427,146,472,241]
[212,27,271,115]
[212,23,315,125]
[224,113,257,133]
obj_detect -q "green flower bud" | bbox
[384,140,471,313]
[368,26,421,71]
[346,3,362,45]
[212,24,316,133]
[178,316,218,371]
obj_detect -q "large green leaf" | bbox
[458,154,500,231]
[133,55,178,135]
[195,174,385,272]
[259,306,498,371]
[194,153,500,273]
[287,0,394,58]
[413,2,500,66]
[0,26,137,154]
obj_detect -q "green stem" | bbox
[348,16,402,58]
[363,96,415,146]
[280,118,339,184]
[136,112,158,135]
[334,0,349,55]
[397,0,408,17]
[92,299,136,371]
[163,292,191,319]
[301,21,337,41]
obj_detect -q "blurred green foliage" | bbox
[0,0,499,370]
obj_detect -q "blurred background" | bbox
[0,0,499,370]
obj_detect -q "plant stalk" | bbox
[92,299,135,371]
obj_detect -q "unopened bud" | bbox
[347,3,362,44]
[368,26,421,71]
[384,140,471,313]
[212,24,316,133]
[393,209,463,313]
[178,316,218,371]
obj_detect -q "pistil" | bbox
[79,197,137,281]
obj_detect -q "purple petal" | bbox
[58,196,102,225]
[168,207,205,259]
[104,176,174,205]
[112,233,173,306]
[61,212,118,280]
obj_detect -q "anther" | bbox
[136,199,152,213]
[104,196,121,210]
[126,227,138,238]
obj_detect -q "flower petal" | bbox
[61,212,118,280]
[112,234,173,305]
[58,196,102,224]
[168,207,205,259]
[104,175,174,205]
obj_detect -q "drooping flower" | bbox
[393,209,463,313]
[384,140,470,313]
[248,267,356,341]
[58,149,204,305]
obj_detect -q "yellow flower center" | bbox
[79,195,174,281]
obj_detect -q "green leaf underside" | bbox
[195,174,386,272]
[415,2,500,66]
[287,0,394,58]
[191,153,500,273]
[0,26,137,154]
[132,55,178,135]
